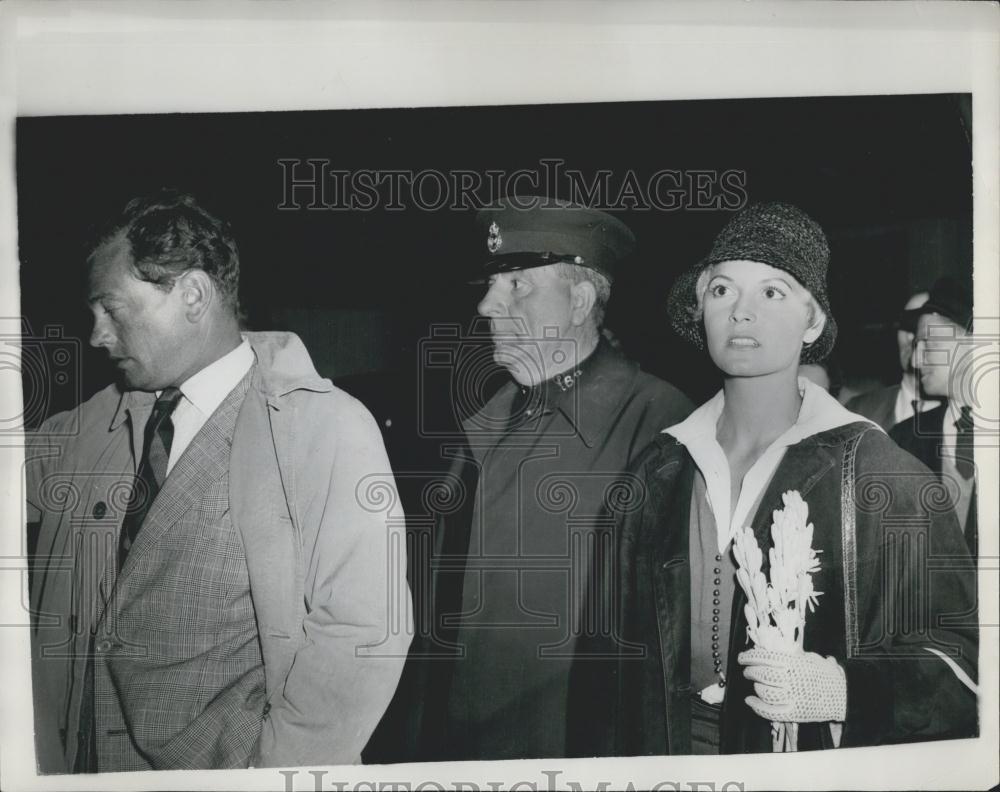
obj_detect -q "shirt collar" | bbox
[664,378,877,555]
[109,340,254,431]
[665,377,879,448]
[545,337,640,447]
[466,337,639,447]
[175,339,254,419]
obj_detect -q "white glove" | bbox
[738,647,847,723]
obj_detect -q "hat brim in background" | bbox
[919,299,973,332]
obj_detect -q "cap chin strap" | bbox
[486,251,585,272]
[540,252,585,265]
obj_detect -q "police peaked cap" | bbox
[475,196,636,282]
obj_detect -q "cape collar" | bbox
[464,337,641,448]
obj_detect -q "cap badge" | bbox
[487,221,503,254]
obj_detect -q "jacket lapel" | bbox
[749,440,837,569]
[116,412,234,581]
[721,439,836,753]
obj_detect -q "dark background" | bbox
[16,94,973,470]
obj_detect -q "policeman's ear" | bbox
[569,279,597,327]
[176,269,215,322]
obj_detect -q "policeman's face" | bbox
[914,312,966,399]
[87,232,194,391]
[701,259,823,380]
[477,265,575,386]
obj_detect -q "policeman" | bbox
[411,196,693,760]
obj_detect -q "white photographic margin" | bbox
[0,2,997,790]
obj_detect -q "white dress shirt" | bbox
[164,340,255,475]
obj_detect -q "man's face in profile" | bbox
[476,265,576,386]
[87,232,192,391]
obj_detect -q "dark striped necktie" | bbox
[954,405,975,480]
[118,386,184,570]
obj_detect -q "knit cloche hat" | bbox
[667,201,837,364]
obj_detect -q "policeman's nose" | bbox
[477,283,506,318]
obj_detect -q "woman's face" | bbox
[701,259,823,379]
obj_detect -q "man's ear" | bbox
[570,279,597,327]
[803,302,826,345]
[176,270,214,321]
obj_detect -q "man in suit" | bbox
[380,197,693,762]
[846,290,939,430]
[890,277,979,554]
[27,190,411,772]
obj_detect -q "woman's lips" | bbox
[727,336,760,348]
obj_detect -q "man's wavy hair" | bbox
[90,189,241,312]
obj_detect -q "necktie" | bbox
[954,405,975,480]
[118,386,183,569]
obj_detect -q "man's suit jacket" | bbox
[890,404,978,556]
[92,370,262,770]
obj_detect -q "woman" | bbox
[568,203,978,755]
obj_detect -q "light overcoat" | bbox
[28,332,411,771]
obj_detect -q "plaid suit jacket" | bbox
[92,369,265,771]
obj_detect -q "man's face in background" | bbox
[914,312,967,400]
[897,292,930,374]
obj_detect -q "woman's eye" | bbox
[763,286,786,299]
[709,283,729,298]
